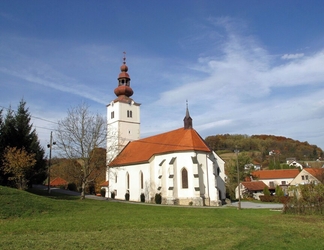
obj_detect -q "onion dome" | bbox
[114,53,133,98]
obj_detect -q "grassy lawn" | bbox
[1,186,323,249]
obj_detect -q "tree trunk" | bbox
[81,180,86,200]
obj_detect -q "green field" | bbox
[0,186,323,250]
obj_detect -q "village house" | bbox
[236,181,267,200]
[290,168,324,186]
[49,177,68,189]
[251,169,300,188]
[249,169,300,195]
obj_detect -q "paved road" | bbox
[32,185,107,200]
[226,201,283,209]
[33,185,284,209]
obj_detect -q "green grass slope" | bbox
[1,186,324,249]
[0,186,79,219]
[0,186,52,219]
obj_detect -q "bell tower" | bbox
[107,53,141,162]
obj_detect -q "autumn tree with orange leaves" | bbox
[3,147,36,189]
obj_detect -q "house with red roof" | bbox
[50,177,68,188]
[104,59,226,206]
[251,169,300,190]
[235,169,300,199]
[236,181,267,200]
[290,168,324,186]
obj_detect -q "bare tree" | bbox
[56,103,106,199]
[105,126,128,197]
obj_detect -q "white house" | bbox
[105,58,226,206]
[288,160,303,169]
[251,169,300,195]
[290,168,324,186]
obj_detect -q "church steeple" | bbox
[107,53,141,162]
[183,100,193,129]
[114,52,134,101]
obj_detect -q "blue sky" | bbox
[1,1,324,152]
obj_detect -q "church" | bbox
[105,57,226,206]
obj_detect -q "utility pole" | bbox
[47,131,56,194]
[235,146,241,210]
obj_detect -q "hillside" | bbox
[205,134,324,167]
[0,186,79,219]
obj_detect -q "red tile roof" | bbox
[50,177,68,186]
[100,181,109,187]
[304,168,324,180]
[252,169,300,179]
[241,181,267,191]
[109,127,211,167]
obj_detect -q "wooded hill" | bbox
[205,134,324,168]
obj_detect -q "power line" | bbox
[1,104,213,150]
[0,105,58,125]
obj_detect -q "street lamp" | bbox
[47,131,56,194]
[235,147,241,210]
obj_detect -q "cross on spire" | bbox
[123,51,126,64]
[184,100,193,129]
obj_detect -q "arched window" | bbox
[126,172,130,189]
[115,174,117,183]
[181,168,188,189]
[140,171,144,189]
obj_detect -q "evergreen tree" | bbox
[263,186,270,196]
[0,107,16,186]
[275,185,284,197]
[0,109,4,185]
[0,100,46,187]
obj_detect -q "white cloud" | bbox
[146,18,324,148]
[1,17,324,149]
[281,53,304,60]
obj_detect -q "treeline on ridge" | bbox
[205,134,324,163]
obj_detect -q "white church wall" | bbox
[212,152,226,202]
[107,163,150,202]
[107,151,226,206]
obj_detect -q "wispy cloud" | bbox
[145,17,324,147]
[281,53,304,60]
[0,37,114,105]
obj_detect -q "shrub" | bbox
[277,196,290,204]
[140,193,145,202]
[275,185,284,197]
[111,192,115,199]
[263,186,270,196]
[259,195,276,202]
[284,183,324,215]
[155,193,162,204]
[125,191,130,201]
[67,183,77,191]
[100,188,106,197]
